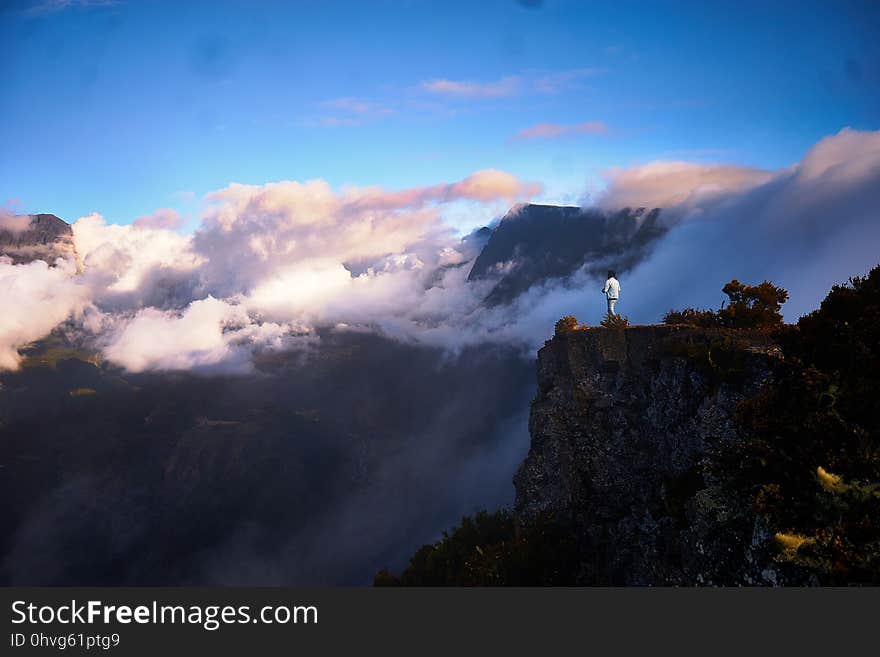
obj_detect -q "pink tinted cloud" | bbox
[598,161,773,209]
[512,121,608,141]
[343,169,543,212]
[445,169,542,202]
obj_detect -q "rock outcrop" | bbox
[514,326,810,585]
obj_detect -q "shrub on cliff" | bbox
[730,265,880,583]
[662,307,720,328]
[555,315,581,335]
[664,279,788,330]
[600,313,629,329]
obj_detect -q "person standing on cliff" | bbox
[603,270,621,316]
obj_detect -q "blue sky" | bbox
[1,0,878,229]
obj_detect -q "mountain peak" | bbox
[467,204,666,306]
[0,213,76,265]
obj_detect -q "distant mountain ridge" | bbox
[0,213,76,265]
[467,204,666,306]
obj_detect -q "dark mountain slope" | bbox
[467,204,665,306]
[0,330,534,585]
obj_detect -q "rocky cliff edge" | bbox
[514,325,810,585]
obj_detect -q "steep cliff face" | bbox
[514,326,809,585]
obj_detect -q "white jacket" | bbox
[603,277,620,299]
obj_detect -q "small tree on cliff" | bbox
[664,279,788,330]
[717,279,788,328]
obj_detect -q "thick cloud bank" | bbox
[599,128,880,322]
[2,129,879,371]
[0,257,90,369]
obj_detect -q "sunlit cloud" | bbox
[598,161,773,209]
[446,169,542,202]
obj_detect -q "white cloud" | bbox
[2,129,878,372]
[73,212,201,300]
[101,296,307,373]
[0,169,540,371]
[0,258,90,369]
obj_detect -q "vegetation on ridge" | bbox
[727,265,880,583]
[664,279,788,330]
